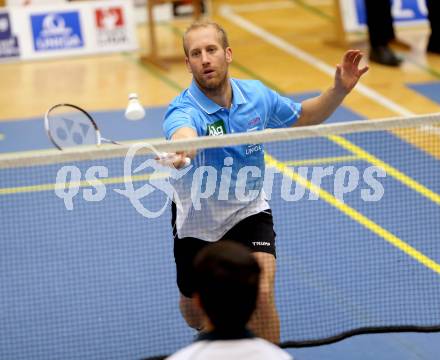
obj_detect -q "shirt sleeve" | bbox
[265,87,302,129]
[163,105,197,140]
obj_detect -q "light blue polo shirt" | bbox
[163,78,302,241]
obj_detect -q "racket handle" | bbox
[182,157,191,167]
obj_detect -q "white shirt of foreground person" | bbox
[166,334,293,360]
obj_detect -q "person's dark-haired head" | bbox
[193,241,261,333]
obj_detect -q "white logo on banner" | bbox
[0,18,8,33]
[41,14,71,37]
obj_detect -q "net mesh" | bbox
[1,114,440,359]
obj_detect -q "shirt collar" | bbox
[230,78,247,106]
[188,78,247,115]
[196,328,254,342]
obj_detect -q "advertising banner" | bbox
[1,0,138,62]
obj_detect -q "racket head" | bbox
[44,103,101,150]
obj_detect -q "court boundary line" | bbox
[329,135,440,205]
[0,137,163,159]
[284,154,360,166]
[265,153,440,275]
[0,173,166,196]
[226,0,294,13]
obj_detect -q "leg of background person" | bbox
[426,0,440,53]
[365,0,394,47]
[248,252,280,344]
[364,0,401,66]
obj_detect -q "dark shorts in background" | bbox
[172,203,276,297]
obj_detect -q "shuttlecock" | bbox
[125,93,145,121]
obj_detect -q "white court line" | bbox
[422,124,440,135]
[219,5,439,135]
[228,1,294,13]
[228,0,332,13]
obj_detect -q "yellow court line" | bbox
[0,173,168,196]
[264,153,440,275]
[284,155,360,167]
[329,135,440,206]
[0,137,164,159]
[0,133,4,141]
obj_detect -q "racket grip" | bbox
[182,157,191,167]
[157,152,191,167]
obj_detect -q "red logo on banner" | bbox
[95,8,124,30]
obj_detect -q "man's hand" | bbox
[334,50,369,95]
[173,151,192,169]
[154,151,191,169]
[296,50,369,127]
[170,127,198,168]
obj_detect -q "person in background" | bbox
[364,0,402,67]
[426,0,440,54]
[365,0,439,67]
[166,241,293,360]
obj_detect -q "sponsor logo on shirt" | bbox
[31,11,84,51]
[248,116,260,127]
[95,7,128,46]
[0,13,20,58]
[207,119,226,136]
[246,144,262,155]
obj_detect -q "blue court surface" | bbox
[407,82,440,105]
[1,92,439,360]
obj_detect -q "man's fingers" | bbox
[359,65,369,76]
[353,52,363,67]
[343,50,352,63]
[345,49,359,64]
[173,153,191,169]
[335,64,342,78]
